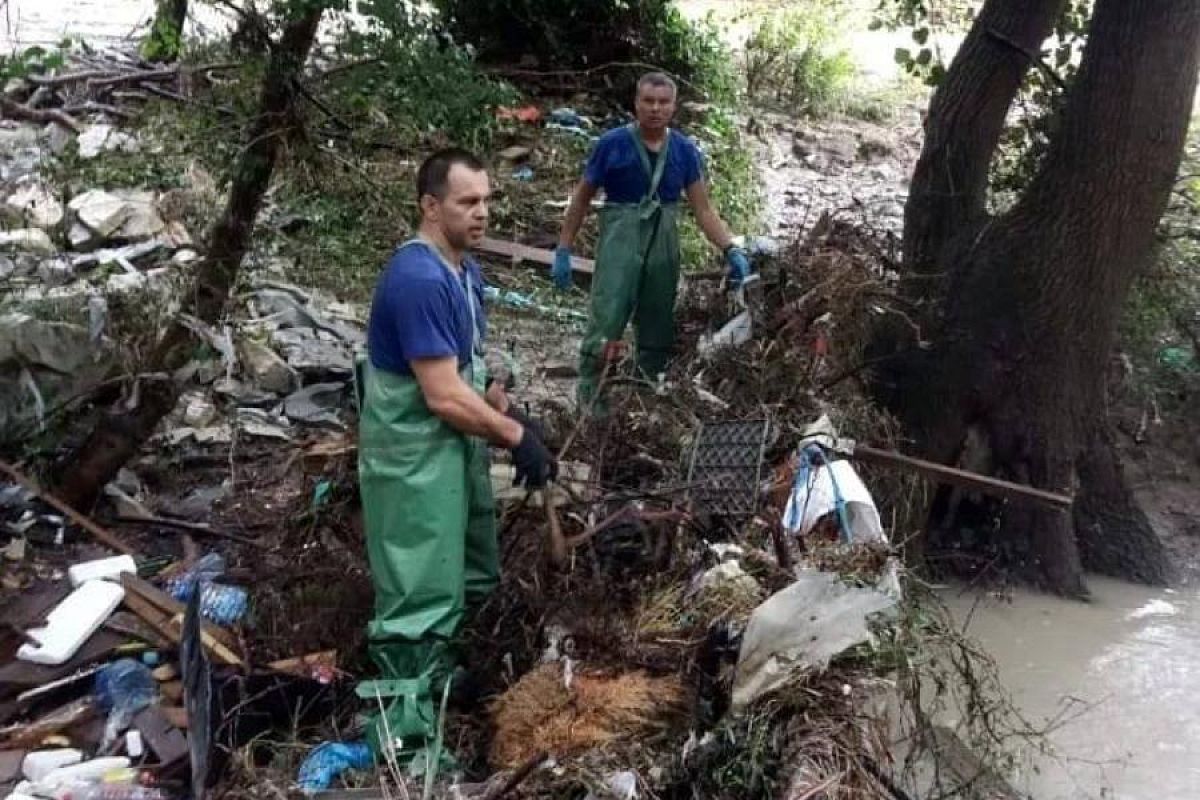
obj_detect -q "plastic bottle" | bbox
[198,582,248,626]
[164,552,225,601]
[54,784,166,800]
[22,749,83,782]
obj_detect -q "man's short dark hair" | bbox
[416,148,487,201]
[637,71,677,97]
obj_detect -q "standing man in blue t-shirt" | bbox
[358,148,556,761]
[553,71,752,404]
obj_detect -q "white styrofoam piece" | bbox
[124,730,144,759]
[67,554,137,587]
[21,749,83,782]
[39,757,130,788]
[16,581,125,666]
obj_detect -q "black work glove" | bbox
[511,427,558,489]
[505,406,545,442]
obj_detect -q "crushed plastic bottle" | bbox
[197,582,248,626]
[164,552,225,600]
[296,741,372,793]
[165,553,247,625]
[94,660,156,751]
[54,784,166,800]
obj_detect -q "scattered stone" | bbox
[0,228,55,255]
[113,190,165,241]
[76,124,139,160]
[36,259,74,286]
[238,338,298,394]
[5,182,64,229]
[171,248,200,265]
[0,256,14,281]
[181,392,218,428]
[0,125,41,152]
[44,121,74,155]
[174,484,230,520]
[68,223,97,251]
[69,189,133,237]
[497,145,532,162]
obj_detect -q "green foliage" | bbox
[0,39,74,82]
[140,4,185,62]
[679,106,761,272]
[428,0,735,103]
[1119,129,1200,409]
[322,3,518,152]
[743,5,858,117]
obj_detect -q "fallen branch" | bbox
[86,61,242,90]
[60,101,134,119]
[481,750,549,800]
[0,459,135,554]
[113,514,265,547]
[0,96,81,132]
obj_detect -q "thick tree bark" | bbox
[141,0,190,62]
[902,0,1064,276]
[889,0,1200,594]
[56,9,324,510]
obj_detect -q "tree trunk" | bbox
[56,8,325,510]
[889,0,1200,594]
[141,0,190,62]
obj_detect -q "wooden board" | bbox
[476,236,595,275]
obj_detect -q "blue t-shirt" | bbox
[583,127,705,204]
[367,240,487,376]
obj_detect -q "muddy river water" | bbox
[5,2,1198,798]
[942,578,1200,799]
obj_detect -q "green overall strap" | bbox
[627,124,671,218]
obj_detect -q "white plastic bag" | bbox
[782,458,886,544]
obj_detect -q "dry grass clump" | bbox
[488,661,692,769]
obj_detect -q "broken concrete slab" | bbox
[5,183,64,230]
[68,189,132,237]
[237,407,292,440]
[212,377,277,408]
[283,383,346,428]
[0,229,55,256]
[270,328,353,380]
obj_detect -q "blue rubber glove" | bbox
[552,246,573,290]
[724,245,751,288]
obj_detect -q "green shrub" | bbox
[742,6,857,117]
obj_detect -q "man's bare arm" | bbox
[685,179,735,251]
[411,356,523,447]
[558,180,598,248]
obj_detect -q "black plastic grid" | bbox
[685,419,770,516]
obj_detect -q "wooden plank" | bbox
[476,236,595,275]
[0,459,135,555]
[119,577,242,668]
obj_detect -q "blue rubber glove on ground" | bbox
[552,246,573,290]
[724,245,751,288]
